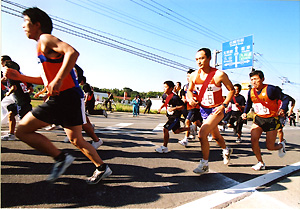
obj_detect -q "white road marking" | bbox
[175,161,300,209]
[152,123,165,132]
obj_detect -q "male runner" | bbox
[187,48,235,174]
[242,70,288,170]
[4,7,111,184]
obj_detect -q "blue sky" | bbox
[1,0,300,108]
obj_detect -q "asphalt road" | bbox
[1,112,299,208]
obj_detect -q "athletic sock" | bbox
[97,163,107,171]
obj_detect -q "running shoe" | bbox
[278,141,286,158]
[178,138,188,147]
[252,162,265,171]
[236,137,242,143]
[86,165,112,184]
[1,134,16,141]
[64,136,69,143]
[46,154,75,182]
[193,159,209,174]
[208,134,213,142]
[44,124,60,131]
[190,124,197,136]
[92,138,103,149]
[103,110,108,118]
[155,145,169,153]
[223,147,233,165]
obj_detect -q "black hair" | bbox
[1,55,11,63]
[176,82,181,87]
[187,68,195,74]
[82,83,92,93]
[197,48,211,59]
[234,84,242,91]
[22,7,53,34]
[164,80,175,88]
[5,60,20,72]
[249,70,264,79]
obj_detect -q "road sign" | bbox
[222,35,253,70]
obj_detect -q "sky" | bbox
[1,0,300,108]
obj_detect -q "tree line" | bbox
[33,85,163,101]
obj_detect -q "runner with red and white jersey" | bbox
[187,48,235,175]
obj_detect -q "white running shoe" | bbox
[223,147,233,165]
[193,159,209,174]
[155,145,169,153]
[236,137,242,143]
[64,136,69,143]
[252,162,265,171]
[208,134,213,142]
[278,141,286,158]
[46,154,75,182]
[1,134,16,141]
[92,138,103,149]
[178,138,188,147]
[86,165,112,185]
[44,124,60,131]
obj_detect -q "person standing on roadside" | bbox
[144,97,152,114]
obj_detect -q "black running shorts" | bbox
[32,88,86,127]
[254,115,282,132]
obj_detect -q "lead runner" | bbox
[187,48,235,174]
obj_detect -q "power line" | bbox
[67,0,200,48]
[2,0,195,72]
[149,0,229,42]
[130,0,226,43]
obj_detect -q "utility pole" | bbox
[212,49,222,68]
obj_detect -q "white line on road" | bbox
[175,161,300,209]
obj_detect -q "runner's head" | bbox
[249,70,264,89]
[1,55,11,67]
[234,84,242,95]
[163,81,174,95]
[195,48,211,69]
[5,60,20,72]
[22,7,53,40]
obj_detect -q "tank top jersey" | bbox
[250,84,279,118]
[193,68,223,108]
[37,41,80,93]
[184,83,200,110]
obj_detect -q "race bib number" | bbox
[20,83,28,93]
[167,106,174,115]
[253,103,270,115]
[232,103,239,111]
[202,89,214,106]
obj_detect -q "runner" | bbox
[4,7,111,184]
[228,84,246,143]
[242,70,288,170]
[187,48,235,174]
[155,80,190,153]
[178,69,202,147]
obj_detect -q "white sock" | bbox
[201,159,209,165]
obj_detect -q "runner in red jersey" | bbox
[242,70,289,170]
[187,48,235,175]
[4,7,111,184]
